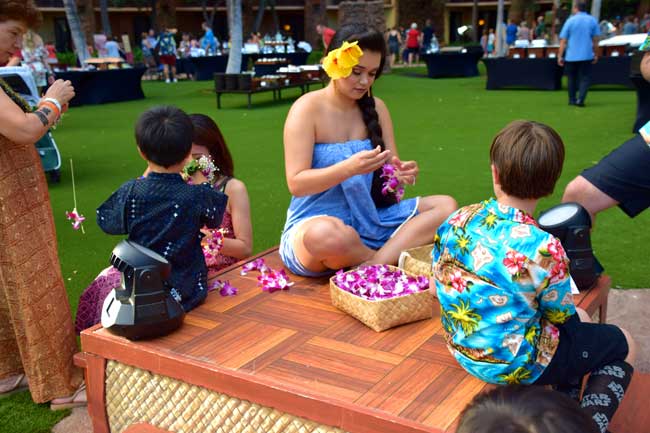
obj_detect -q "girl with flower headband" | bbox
[188,113,253,273]
[279,23,457,277]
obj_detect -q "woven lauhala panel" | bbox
[105,360,348,433]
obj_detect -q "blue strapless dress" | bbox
[281,139,418,252]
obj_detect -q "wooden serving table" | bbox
[78,247,615,433]
[216,80,325,109]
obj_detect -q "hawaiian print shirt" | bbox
[157,32,177,56]
[432,198,576,385]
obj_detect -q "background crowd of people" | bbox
[382,19,437,67]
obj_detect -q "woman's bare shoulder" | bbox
[288,88,326,117]
[373,95,388,111]
[224,177,248,196]
[373,96,392,119]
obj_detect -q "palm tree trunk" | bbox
[75,0,95,44]
[157,0,177,29]
[150,0,158,31]
[550,0,561,44]
[63,0,91,64]
[100,0,112,37]
[226,0,243,74]
[253,0,266,33]
[270,0,279,34]
[472,0,479,42]
[242,0,255,35]
[508,0,525,24]
[304,0,327,47]
[590,0,601,22]
[496,0,505,56]
[201,0,219,29]
[639,0,650,17]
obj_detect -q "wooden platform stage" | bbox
[78,247,648,433]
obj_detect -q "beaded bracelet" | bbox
[38,101,61,118]
[42,97,62,113]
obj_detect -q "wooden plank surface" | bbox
[81,247,620,433]
[610,372,650,433]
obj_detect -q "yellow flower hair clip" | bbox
[322,40,364,80]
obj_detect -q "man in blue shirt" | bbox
[147,29,158,49]
[558,1,600,106]
[104,36,121,59]
[506,20,518,46]
[201,22,218,54]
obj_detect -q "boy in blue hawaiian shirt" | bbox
[433,120,636,433]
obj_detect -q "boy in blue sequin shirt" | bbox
[433,120,636,433]
[97,106,227,311]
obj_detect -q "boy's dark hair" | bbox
[490,120,564,199]
[457,386,599,433]
[328,24,387,156]
[135,106,193,168]
[189,113,234,177]
[576,1,587,11]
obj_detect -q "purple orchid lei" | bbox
[242,258,294,293]
[333,265,429,301]
[380,164,405,202]
[208,258,294,297]
[203,228,227,267]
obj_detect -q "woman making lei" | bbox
[280,23,457,277]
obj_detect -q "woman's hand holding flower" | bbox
[391,156,418,186]
[344,145,391,177]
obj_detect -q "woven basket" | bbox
[329,266,434,332]
[398,244,434,277]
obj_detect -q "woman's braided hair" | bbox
[326,24,387,150]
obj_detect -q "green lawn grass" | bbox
[0,67,647,432]
[0,392,69,433]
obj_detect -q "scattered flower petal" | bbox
[240,258,293,292]
[208,279,238,296]
[258,269,294,292]
[241,258,270,275]
[65,208,85,230]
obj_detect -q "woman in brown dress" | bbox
[0,0,85,409]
